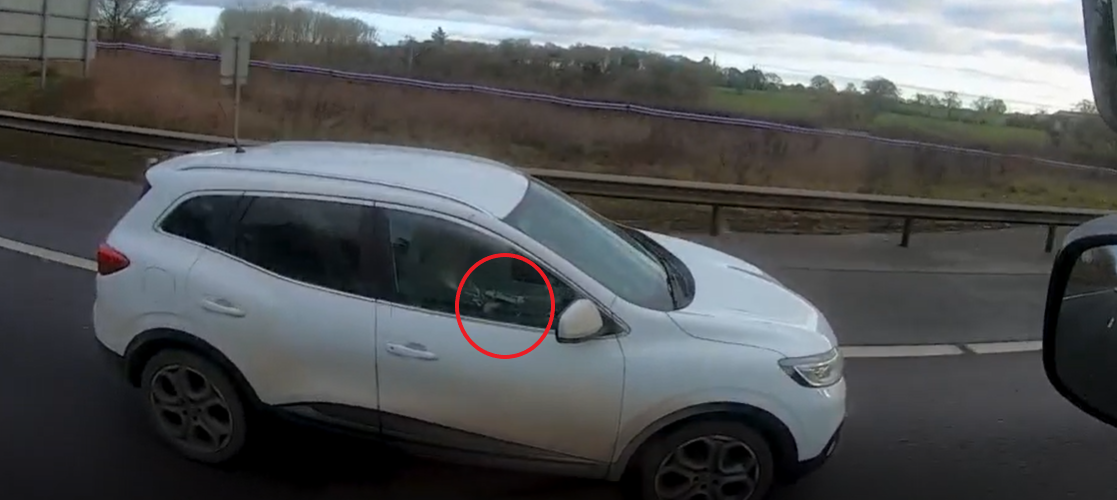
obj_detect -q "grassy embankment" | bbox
[1,53,1115,234]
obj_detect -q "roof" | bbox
[159,141,532,217]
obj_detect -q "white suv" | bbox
[93,142,845,500]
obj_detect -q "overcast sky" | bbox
[165,0,1096,112]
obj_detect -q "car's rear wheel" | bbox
[634,420,776,500]
[140,349,249,464]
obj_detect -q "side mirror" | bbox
[556,299,604,343]
[1044,217,1117,427]
[1079,0,1117,131]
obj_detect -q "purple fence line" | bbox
[94,41,1110,174]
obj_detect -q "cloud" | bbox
[169,0,1093,108]
[174,0,1087,69]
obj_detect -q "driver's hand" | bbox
[483,301,503,315]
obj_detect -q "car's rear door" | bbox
[183,193,385,422]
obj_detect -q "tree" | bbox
[943,91,962,118]
[213,6,377,46]
[763,72,783,90]
[98,0,169,42]
[842,83,859,94]
[1075,99,1099,114]
[912,93,943,107]
[618,50,641,70]
[972,96,1007,114]
[809,75,836,92]
[740,66,768,91]
[988,98,1008,114]
[431,27,448,46]
[861,77,900,100]
[174,27,209,44]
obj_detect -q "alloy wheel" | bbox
[148,364,234,454]
[653,434,762,500]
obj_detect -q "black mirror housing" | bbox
[1043,214,1117,428]
[1081,0,1117,132]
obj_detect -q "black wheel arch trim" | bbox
[606,402,799,481]
[123,328,264,408]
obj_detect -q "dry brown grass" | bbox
[3,51,1117,233]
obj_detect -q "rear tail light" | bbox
[96,244,130,276]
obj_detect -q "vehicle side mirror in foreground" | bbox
[1044,218,1117,427]
[1079,0,1117,132]
[557,299,604,343]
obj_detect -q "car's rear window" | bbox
[160,195,241,250]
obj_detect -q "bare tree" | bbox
[213,6,377,46]
[972,96,1008,114]
[942,91,962,118]
[431,27,448,46]
[861,77,900,100]
[1075,99,1099,114]
[809,75,836,92]
[912,93,943,107]
[98,0,170,42]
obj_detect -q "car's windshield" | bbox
[502,180,677,311]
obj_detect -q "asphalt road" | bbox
[0,160,1051,346]
[4,160,1117,499]
[3,248,1117,499]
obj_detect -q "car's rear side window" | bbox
[230,196,377,298]
[160,195,241,250]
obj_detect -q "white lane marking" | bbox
[964,341,1043,354]
[0,236,96,272]
[840,345,966,358]
[0,237,1045,358]
[1064,289,1115,300]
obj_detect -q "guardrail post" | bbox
[709,205,725,236]
[899,218,913,248]
[1044,225,1057,254]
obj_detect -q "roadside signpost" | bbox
[0,0,97,87]
[219,34,250,150]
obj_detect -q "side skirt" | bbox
[271,403,611,480]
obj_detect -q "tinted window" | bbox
[160,195,240,249]
[385,210,578,329]
[233,197,372,297]
[503,181,675,311]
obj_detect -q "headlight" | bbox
[779,348,844,388]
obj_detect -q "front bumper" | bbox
[784,422,842,482]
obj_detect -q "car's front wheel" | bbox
[140,349,250,464]
[634,420,776,500]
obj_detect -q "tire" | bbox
[632,420,776,500]
[139,349,250,464]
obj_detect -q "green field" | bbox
[707,87,1049,150]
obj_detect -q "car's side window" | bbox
[160,194,241,251]
[231,196,375,298]
[384,209,580,330]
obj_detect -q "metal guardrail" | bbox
[0,109,1111,252]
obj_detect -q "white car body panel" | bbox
[92,141,847,484]
[184,243,380,409]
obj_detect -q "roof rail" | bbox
[177,164,487,214]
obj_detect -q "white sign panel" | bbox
[219,36,250,86]
[0,0,96,61]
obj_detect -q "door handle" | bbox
[199,298,245,318]
[386,342,439,361]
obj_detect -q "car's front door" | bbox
[372,204,626,471]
